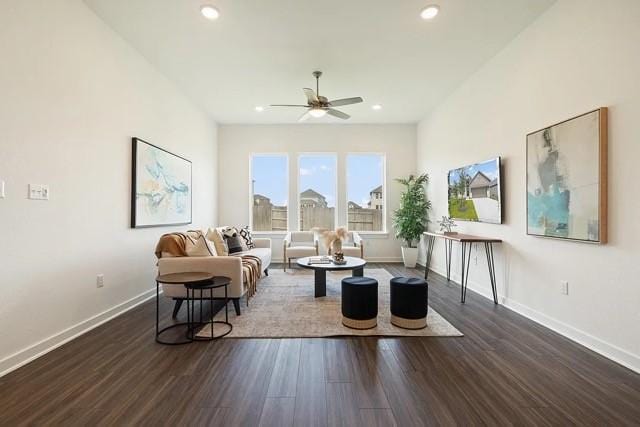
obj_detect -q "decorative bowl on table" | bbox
[332,252,347,265]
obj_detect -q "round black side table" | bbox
[156,272,214,345]
[185,276,233,341]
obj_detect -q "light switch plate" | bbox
[0,180,5,198]
[560,280,569,295]
[28,184,49,200]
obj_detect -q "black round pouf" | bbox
[390,277,428,329]
[341,277,378,329]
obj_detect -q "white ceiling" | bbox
[85,0,554,124]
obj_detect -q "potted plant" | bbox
[437,216,458,235]
[393,174,431,267]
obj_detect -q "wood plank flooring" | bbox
[1,263,639,426]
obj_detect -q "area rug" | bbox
[197,268,463,338]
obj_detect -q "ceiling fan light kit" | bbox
[420,4,440,20]
[309,108,327,118]
[270,71,363,121]
[200,5,220,20]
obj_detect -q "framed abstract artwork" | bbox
[131,138,192,228]
[448,157,503,224]
[526,108,607,243]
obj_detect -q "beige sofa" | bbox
[158,236,271,317]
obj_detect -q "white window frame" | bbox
[346,152,388,234]
[297,152,339,231]
[249,153,289,235]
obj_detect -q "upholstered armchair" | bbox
[329,231,364,259]
[283,231,319,271]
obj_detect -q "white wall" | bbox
[218,124,417,261]
[0,0,218,374]
[417,0,640,372]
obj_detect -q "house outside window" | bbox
[298,154,337,231]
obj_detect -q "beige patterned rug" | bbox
[197,268,462,338]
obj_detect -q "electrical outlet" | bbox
[97,274,104,288]
[560,280,569,295]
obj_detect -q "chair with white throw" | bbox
[283,231,318,271]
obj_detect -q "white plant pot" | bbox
[401,247,419,268]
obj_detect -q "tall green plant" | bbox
[392,174,431,248]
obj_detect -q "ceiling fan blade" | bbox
[328,97,363,107]
[270,104,310,108]
[327,109,350,120]
[298,110,311,122]
[303,88,319,104]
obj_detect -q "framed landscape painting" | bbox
[131,138,192,228]
[448,157,502,224]
[526,108,607,243]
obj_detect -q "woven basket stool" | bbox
[341,277,378,329]
[390,277,428,329]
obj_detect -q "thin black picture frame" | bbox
[131,137,193,228]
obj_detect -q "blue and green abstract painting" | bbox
[526,110,602,242]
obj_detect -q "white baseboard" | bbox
[0,288,157,378]
[271,257,403,263]
[422,263,640,374]
[364,257,404,263]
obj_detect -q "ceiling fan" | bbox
[270,71,363,121]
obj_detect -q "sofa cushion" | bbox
[238,226,255,249]
[250,247,271,268]
[185,234,216,257]
[206,227,228,255]
[226,236,245,254]
[232,247,271,270]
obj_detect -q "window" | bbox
[251,154,288,232]
[298,154,337,230]
[347,154,385,232]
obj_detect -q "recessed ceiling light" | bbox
[255,106,264,112]
[372,104,382,111]
[420,5,440,20]
[200,5,220,20]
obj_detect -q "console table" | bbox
[423,232,502,304]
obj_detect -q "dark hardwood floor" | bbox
[1,263,639,426]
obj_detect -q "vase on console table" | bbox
[437,216,458,236]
